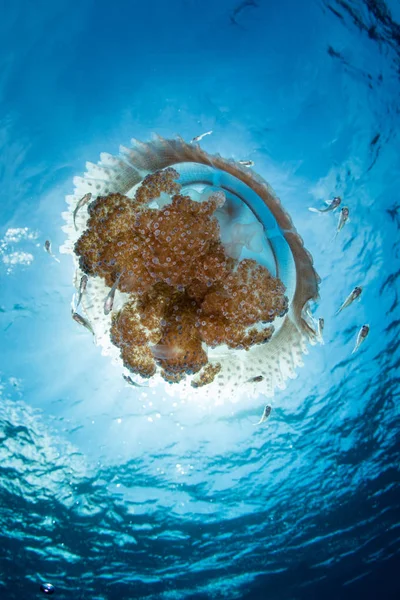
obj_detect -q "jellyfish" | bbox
[61,136,319,402]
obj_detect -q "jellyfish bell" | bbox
[61,136,320,403]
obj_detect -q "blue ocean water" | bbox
[1,0,399,598]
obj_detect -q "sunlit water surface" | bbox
[1,0,399,598]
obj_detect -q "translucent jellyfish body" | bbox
[61,137,319,403]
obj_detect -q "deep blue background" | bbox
[0,0,399,598]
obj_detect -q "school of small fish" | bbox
[309,197,350,238]
[308,195,369,365]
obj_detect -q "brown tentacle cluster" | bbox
[134,167,181,206]
[191,363,222,388]
[75,169,288,384]
[110,300,157,378]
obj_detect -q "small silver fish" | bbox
[246,375,264,383]
[336,286,362,315]
[72,310,94,335]
[352,324,370,354]
[238,160,254,167]
[255,404,272,425]
[309,196,341,213]
[302,305,318,338]
[190,130,213,144]
[75,275,88,310]
[44,240,60,263]
[317,317,324,345]
[334,206,350,237]
[73,193,92,230]
[123,374,149,388]
[104,273,123,315]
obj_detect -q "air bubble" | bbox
[40,583,55,595]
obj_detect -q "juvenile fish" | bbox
[352,324,370,354]
[239,160,254,167]
[334,206,350,237]
[71,310,94,335]
[317,317,324,345]
[246,375,264,383]
[104,273,123,315]
[123,374,149,387]
[190,130,213,144]
[44,240,60,263]
[309,196,341,213]
[255,404,272,425]
[336,286,362,315]
[303,305,318,338]
[75,275,88,310]
[73,193,92,230]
